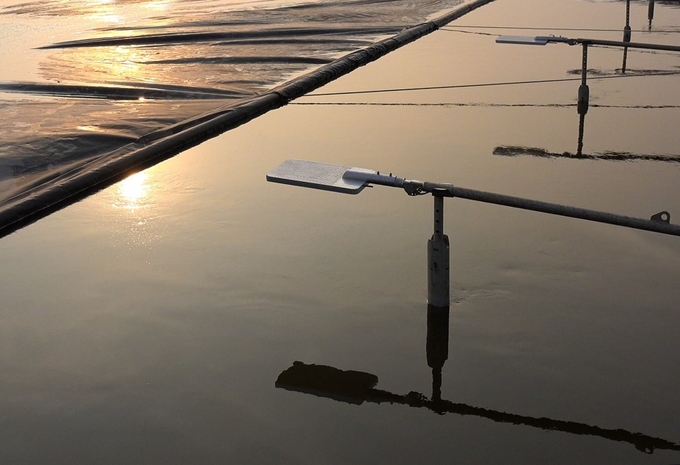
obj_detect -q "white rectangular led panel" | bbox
[266,159,375,194]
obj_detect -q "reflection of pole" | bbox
[428,192,449,308]
[648,0,655,30]
[577,43,589,116]
[427,304,449,403]
[576,112,586,157]
[391,395,680,454]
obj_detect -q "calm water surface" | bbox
[1,0,680,463]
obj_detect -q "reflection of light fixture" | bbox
[275,361,680,454]
[493,145,680,164]
[496,35,680,115]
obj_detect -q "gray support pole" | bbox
[622,0,631,73]
[417,181,680,236]
[428,193,450,308]
[624,0,632,42]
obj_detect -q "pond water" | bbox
[1,0,679,463]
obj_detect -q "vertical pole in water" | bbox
[578,43,590,116]
[428,192,450,308]
[427,191,450,404]
[622,0,631,73]
[624,0,632,42]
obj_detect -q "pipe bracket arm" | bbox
[651,211,671,223]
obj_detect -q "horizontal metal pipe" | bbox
[418,181,680,236]
[514,35,680,52]
[576,37,680,52]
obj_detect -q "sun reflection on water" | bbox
[86,0,122,24]
[101,169,166,247]
[118,171,149,208]
[83,0,173,24]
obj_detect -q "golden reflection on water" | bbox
[45,37,153,87]
[109,46,145,82]
[102,169,165,247]
[118,171,149,208]
[86,0,122,24]
[84,0,173,24]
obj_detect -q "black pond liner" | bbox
[0,0,496,238]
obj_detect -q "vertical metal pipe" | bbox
[624,0,632,41]
[581,43,588,86]
[428,194,450,308]
[433,194,444,238]
[622,0,631,72]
